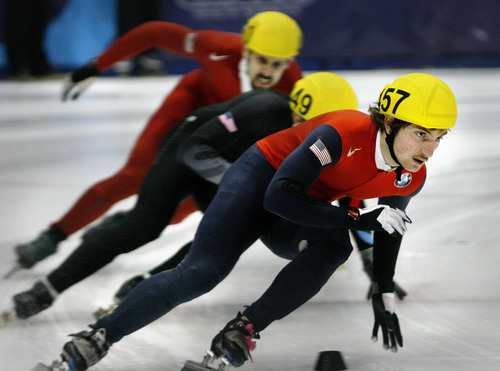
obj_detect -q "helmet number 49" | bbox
[290,88,313,117]
[380,88,410,114]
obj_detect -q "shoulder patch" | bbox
[309,139,332,166]
[218,112,238,132]
[184,33,197,53]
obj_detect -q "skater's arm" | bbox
[96,22,240,71]
[178,91,290,184]
[264,124,346,228]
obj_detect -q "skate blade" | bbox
[182,358,231,370]
[183,360,232,371]
[182,360,217,370]
[32,360,70,371]
[3,263,22,279]
[32,363,52,371]
[1,308,16,328]
[93,304,117,319]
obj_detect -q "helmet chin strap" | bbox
[385,130,404,181]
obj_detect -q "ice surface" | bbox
[1,70,499,370]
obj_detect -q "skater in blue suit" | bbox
[36,73,456,371]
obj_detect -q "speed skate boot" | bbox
[61,327,110,370]
[113,273,149,304]
[210,312,260,367]
[15,229,65,268]
[13,278,58,319]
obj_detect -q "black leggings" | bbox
[48,137,217,293]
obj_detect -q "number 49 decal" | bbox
[290,88,313,117]
[379,88,410,114]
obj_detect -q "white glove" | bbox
[348,205,411,235]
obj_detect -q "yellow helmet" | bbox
[379,73,457,129]
[242,11,302,58]
[289,72,358,121]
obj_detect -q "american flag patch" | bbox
[218,112,238,132]
[184,33,197,53]
[309,139,332,166]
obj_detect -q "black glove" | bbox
[371,288,403,352]
[347,205,411,236]
[62,60,99,101]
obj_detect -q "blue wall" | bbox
[1,0,499,74]
[0,0,117,71]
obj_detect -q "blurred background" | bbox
[1,0,499,78]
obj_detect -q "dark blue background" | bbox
[1,0,499,74]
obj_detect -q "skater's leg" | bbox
[13,158,206,318]
[52,70,203,237]
[243,228,353,332]
[47,161,201,294]
[112,171,217,303]
[169,197,198,225]
[96,248,238,343]
[14,72,203,270]
[260,218,311,260]
[93,147,278,343]
[113,241,192,304]
[149,241,192,274]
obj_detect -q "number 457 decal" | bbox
[379,88,410,114]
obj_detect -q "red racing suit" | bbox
[257,110,425,202]
[257,109,426,290]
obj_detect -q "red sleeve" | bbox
[96,21,241,71]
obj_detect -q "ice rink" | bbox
[1,68,499,370]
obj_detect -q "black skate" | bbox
[211,313,259,366]
[114,273,148,304]
[62,327,110,370]
[32,358,71,370]
[15,229,65,269]
[183,313,259,370]
[33,328,109,371]
[13,279,57,319]
[93,273,148,319]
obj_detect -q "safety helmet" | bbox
[242,11,302,58]
[379,73,457,129]
[289,72,358,121]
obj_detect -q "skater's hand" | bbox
[371,291,403,352]
[347,205,411,236]
[62,60,99,101]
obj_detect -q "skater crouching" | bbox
[40,73,457,370]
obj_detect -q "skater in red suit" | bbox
[43,73,456,370]
[13,11,303,269]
